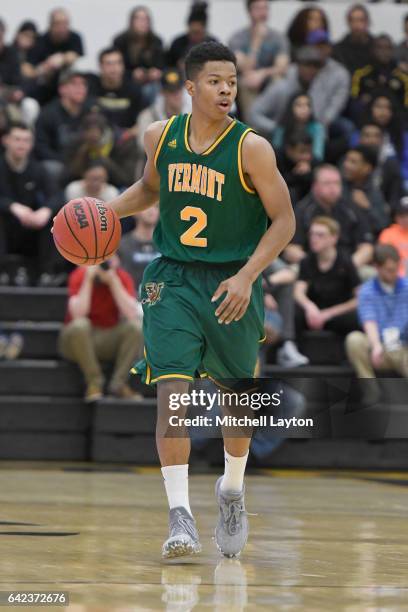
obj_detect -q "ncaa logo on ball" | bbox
[96,201,108,232]
[73,203,89,229]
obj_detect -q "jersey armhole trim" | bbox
[238,128,256,195]
[154,115,177,168]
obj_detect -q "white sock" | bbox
[161,464,192,516]
[220,449,249,493]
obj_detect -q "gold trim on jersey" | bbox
[154,115,177,167]
[238,128,256,194]
[151,373,194,383]
[184,113,237,156]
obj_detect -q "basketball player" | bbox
[108,42,295,558]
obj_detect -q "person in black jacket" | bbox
[358,123,403,213]
[0,19,39,129]
[167,2,217,70]
[87,47,146,134]
[284,164,374,271]
[113,6,164,103]
[276,129,318,207]
[0,123,60,283]
[34,70,93,183]
[24,8,84,104]
[333,4,374,74]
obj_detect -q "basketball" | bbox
[53,197,121,265]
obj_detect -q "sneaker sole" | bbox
[162,539,202,559]
[214,530,241,558]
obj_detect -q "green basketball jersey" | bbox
[153,113,268,263]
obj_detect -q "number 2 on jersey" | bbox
[180,206,207,247]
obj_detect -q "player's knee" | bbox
[157,380,191,414]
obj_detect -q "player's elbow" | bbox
[282,206,296,245]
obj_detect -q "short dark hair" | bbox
[284,128,312,149]
[185,41,236,80]
[99,46,123,64]
[247,0,264,10]
[349,145,378,168]
[374,244,400,266]
[83,158,109,177]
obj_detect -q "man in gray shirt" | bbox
[249,38,350,138]
[228,0,289,121]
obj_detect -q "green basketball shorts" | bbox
[132,256,265,385]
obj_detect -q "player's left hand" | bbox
[212,271,253,324]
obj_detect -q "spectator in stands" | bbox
[0,19,39,128]
[276,129,318,206]
[0,19,22,89]
[342,144,390,232]
[13,21,38,69]
[59,255,143,403]
[0,123,59,284]
[87,47,145,135]
[167,1,216,70]
[262,259,309,368]
[366,93,404,162]
[272,92,325,161]
[112,6,165,103]
[250,46,349,139]
[350,35,408,120]
[307,28,354,138]
[65,160,119,203]
[396,13,408,74]
[346,244,408,404]
[35,70,92,181]
[228,0,289,122]
[295,217,360,338]
[25,8,84,104]
[63,112,138,188]
[119,206,160,292]
[358,123,403,211]
[379,196,408,277]
[286,5,329,60]
[285,165,374,270]
[333,3,374,75]
[135,68,190,177]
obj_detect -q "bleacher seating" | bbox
[1,285,408,467]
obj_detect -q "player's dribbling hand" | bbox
[211,271,252,324]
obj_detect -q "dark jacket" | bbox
[0,155,57,213]
[35,98,94,161]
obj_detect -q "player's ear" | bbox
[185,79,195,98]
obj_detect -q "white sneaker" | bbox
[277,341,309,368]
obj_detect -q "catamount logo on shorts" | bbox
[142,282,164,306]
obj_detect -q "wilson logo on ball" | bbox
[73,203,89,229]
[96,202,108,232]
